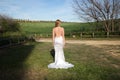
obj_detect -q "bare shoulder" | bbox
[60,26,63,29]
[53,27,56,31]
[61,27,64,30]
[53,27,64,31]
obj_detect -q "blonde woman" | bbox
[48,19,74,69]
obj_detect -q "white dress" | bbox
[48,36,74,69]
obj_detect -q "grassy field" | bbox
[20,22,94,35]
[0,42,120,80]
[19,22,120,38]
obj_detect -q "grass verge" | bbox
[0,42,120,80]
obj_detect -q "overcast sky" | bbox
[0,0,82,22]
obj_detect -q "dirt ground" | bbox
[36,38,120,46]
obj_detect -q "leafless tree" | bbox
[73,0,120,32]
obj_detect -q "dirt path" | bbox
[36,38,120,45]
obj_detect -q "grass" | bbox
[20,22,93,35]
[20,22,120,38]
[0,42,120,80]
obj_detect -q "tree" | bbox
[0,14,20,33]
[73,0,120,32]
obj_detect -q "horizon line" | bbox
[14,18,83,23]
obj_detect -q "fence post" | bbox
[46,34,49,37]
[80,33,82,38]
[72,35,76,38]
[34,34,36,37]
[70,32,72,38]
[107,32,109,38]
[92,32,94,38]
[40,34,42,38]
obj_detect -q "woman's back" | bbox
[53,27,64,37]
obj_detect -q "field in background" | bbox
[1,21,119,48]
[20,22,91,34]
[20,22,120,38]
[20,22,96,35]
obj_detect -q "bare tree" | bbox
[73,0,120,32]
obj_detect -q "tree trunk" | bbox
[104,21,110,32]
[111,19,115,32]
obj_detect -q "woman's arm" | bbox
[62,28,65,46]
[52,28,55,45]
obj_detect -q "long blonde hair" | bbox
[55,19,61,27]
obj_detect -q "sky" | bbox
[0,0,81,22]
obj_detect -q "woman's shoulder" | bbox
[60,27,64,30]
[53,27,57,30]
[53,26,64,30]
[59,26,63,29]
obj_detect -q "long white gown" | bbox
[48,36,74,69]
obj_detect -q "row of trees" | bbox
[73,0,120,32]
[15,19,71,23]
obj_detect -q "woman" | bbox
[48,19,74,69]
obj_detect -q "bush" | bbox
[0,14,20,33]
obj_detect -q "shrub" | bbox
[0,14,20,33]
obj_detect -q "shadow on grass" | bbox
[0,44,35,80]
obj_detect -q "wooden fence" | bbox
[0,37,27,48]
[70,32,120,38]
[0,32,120,48]
[29,32,120,38]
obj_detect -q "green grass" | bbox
[20,22,54,34]
[19,22,120,39]
[0,42,120,80]
[20,22,94,35]
[19,22,120,38]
